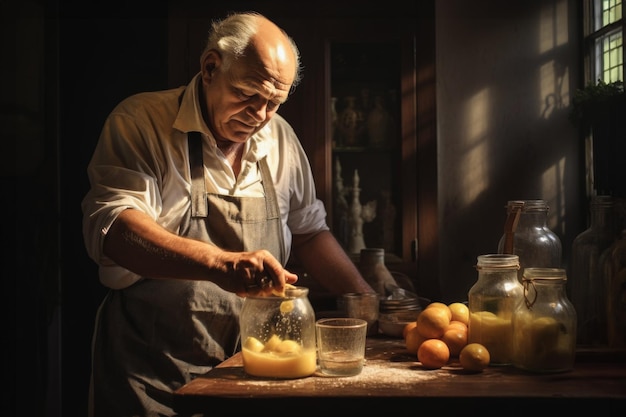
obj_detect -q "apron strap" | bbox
[259,157,279,220]
[189,131,208,217]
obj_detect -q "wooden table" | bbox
[174,336,626,416]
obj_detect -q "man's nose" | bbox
[247,97,268,121]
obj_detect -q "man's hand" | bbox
[217,249,299,297]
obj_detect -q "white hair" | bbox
[200,11,303,92]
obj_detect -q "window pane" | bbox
[594,29,624,82]
[591,0,623,82]
[595,0,622,30]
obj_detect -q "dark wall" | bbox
[55,5,169,416]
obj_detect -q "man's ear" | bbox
[201,50,221,82]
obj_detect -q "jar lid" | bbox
[590,195,613,207]
[379,297,422,313]
[505,199,549,212]
[476,254,520,269]
[522,268,567,281]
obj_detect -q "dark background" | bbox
[3,1,590,416]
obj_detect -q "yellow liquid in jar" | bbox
[513,315,574,371]
[242,347,317,378]
[468,311,513,364]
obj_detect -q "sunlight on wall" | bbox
[542,156,567,232]
[538,0,570,237]
[538,61,571,119]
[460,88,490,206]
[538,0,571,119]
[539,0,569,53]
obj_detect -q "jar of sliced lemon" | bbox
[468,254,523,365]
[512,268,577,373]
[239,286,317,378]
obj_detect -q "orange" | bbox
[441,327,468,357]
[425,302,452,321]
[446,320,468,332]
[405,325,427,354]
[417,338,450,369]
[416,305,451,339]
[459,343,490,372]
[403,321,418,340]
[448,302,470,325]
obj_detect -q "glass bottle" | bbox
[239,286,317,378]
[600,229,626,348]
[512,268,577,373]
[467,254,523,365]
[498,199,562,281]
[358,248,396,297]
[569,195,615,346]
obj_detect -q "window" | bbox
[584,0,624,83]
[578,0,624,198]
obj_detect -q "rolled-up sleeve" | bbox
[81,107,167,265]
[283,123,329,236]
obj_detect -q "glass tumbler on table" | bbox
[315,317,367,377]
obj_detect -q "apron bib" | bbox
[90,131,285,417]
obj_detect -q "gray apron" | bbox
[90,131,285,417]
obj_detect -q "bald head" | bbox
[201,12,302,93]
[245,17,297,93]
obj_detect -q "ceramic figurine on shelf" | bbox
[338,96,364,146]
[367,94,393,146]
[348,169,377,254]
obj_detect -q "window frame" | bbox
[582,0,624,84]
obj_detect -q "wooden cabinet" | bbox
[326,32,416,264]
[168,2,439,299]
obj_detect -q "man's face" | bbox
[202,43,295,144]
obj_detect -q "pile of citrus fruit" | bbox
[403,302,490,372]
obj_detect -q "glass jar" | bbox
[512,268,577,373]
[569,195,615,346]
[467,254,523,365]
[497,200,562,281]
[239,286,317,378]
[600,229,626,348]
[378,294,422,338]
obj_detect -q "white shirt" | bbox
[82,73,328,289]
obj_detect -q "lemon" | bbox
[448,302,469,325]
[280,300,295,314]
[263,334,282,352]
[459,343,490,371]
[275,339,302,355]
[243,336,265,353]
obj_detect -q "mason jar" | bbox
[512,268,577,373]
[239,286,317,378]
[467,254,523,365]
